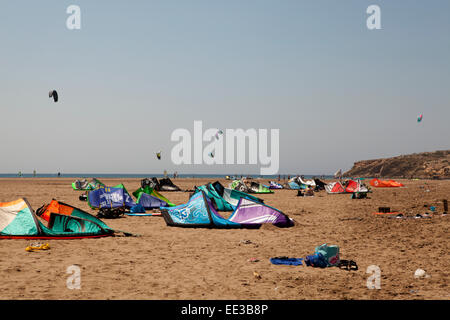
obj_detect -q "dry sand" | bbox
[0,178,448,300]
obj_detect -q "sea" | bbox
[0,173,334,179]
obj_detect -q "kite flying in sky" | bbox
[417,114,423,123]
[215,130,223,140]
[49,90,58,102]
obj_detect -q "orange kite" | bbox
[370,178,404,187]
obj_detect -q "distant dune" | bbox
[344,150,450,179]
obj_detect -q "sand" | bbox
[0,177,448,300]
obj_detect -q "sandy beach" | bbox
[0,177,448,300]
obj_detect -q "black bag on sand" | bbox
[97,207,125,219]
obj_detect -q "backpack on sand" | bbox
[314,244,340,267]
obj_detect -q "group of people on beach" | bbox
[17,171,61,177]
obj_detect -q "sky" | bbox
[0,0,449,175]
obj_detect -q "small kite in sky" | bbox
[156,151,161,160]
[215,130,224,140]
[417,114,423,123]
[49,90,58,102]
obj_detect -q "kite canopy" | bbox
[326,180,369,194]
[133,185,175,207]
[194,184,235,211]
[248,181,274,194]
[37,200,112,230]
[369,179,404,188]
[88,185,136,210]
[49,90,58,102]
[297,176,316,188]
[161,191,293,228]
[229,179,272,193]
[230,180,249,192]
[228,198,294,228]
[417,114,423,122]
[287,180,308,190]
[88,178,105,189]
[141,178,159,189]
[325,182,346,194]
[113,184,136,206]
[72,179,91,190]
[215,130,224,140]
[194,180,263,211]
[314,179,327,191]
[157,178,181,192]
[0,199,114,239]
[287,177,314,190]
[287,181,300,190]
[161,192,245,228]
[345,179,369,193]
[211,181,263,206]
[269,181,283,189]
[135,191,168,210]
[72,178,105,191]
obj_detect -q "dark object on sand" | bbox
[378,207,391,213]
[352,192,367,199]
[314,178,327,191]
[338,260,358,271]
[158,178,181,191]
[141,178,159,189]
[97,207,125,219]
[270,257,303,266]
[304,253,327,268]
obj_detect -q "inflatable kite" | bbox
[49,90,58,102]
[370,178,404,187]
[215,130,223,140]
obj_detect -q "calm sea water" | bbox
[0,173,334,179]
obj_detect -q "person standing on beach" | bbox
[33,170,36,177]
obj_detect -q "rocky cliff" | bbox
[344,150,450,179]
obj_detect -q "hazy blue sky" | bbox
[1,0,449,175]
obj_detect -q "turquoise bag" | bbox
[314,244,340,267]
